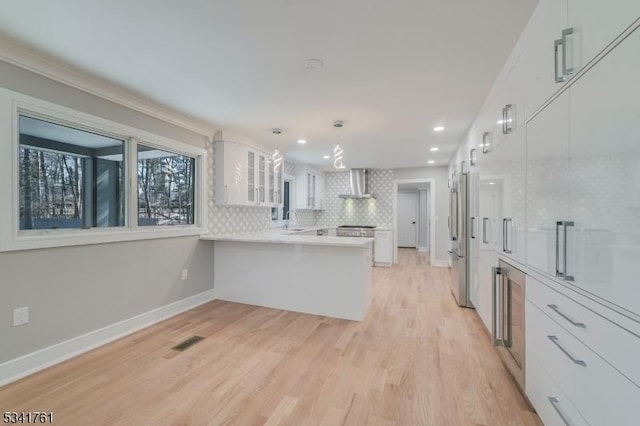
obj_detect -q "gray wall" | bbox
[0,60,214,363]
[393,166,449,264]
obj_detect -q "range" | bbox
[336,225,376,238]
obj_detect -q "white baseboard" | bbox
[0,289,216,387]
[432,259,450,268]
[417,247,429,253]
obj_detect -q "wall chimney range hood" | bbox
[339,169,376,199]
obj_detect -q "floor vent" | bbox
[172,335,205,352]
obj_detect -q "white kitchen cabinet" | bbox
[520,0,568,118]
[268,159,283,207]
[480,56,527,266]
[525,90,570,278]
[526,277,640,425]
[247,149,269,206]
[295,167,324,210]
[565,25,640,315]
[214,140,271,207]
[214,140,246,205]
[566,0,640,81]
[526,24,640,315]
[374,229,393,267]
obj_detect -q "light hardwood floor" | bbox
[0,249,541,425]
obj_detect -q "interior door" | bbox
[397,192,417,247]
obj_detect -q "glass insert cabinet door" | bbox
[247,151,255,203]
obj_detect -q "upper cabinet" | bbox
[268,158,283,207]
[522,0,640,119]
[566,0,640,78]
[295,167,325,210]
[214,140,273,207]
[520,0,568,118]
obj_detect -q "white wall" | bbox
[393,166,449,265]
[0,60,214,364]
[418,189,429,250]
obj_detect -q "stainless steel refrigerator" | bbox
[449,172,473,308]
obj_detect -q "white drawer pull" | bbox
[547,335,587,366]
[547,304,586,328]
[548,397,574,426]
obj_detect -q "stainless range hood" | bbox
[339,168,376,199]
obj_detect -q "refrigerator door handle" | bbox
[564,221,575,282]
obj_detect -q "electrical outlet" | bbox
[13,306,29,326]
[181,269,188,281]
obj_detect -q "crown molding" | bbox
[0,37,218,137]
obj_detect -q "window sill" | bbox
[0,226,208,252]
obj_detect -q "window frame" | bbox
[0,87,208,252]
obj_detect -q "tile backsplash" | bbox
[317,169,394,227]
[206,138,394,233]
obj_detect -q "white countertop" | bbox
[201,230,373,248]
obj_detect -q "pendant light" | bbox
[272,128,283,172]
[333,120,346,170]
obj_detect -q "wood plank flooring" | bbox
[0,249,541,425]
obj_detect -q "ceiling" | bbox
[0,0,538,171]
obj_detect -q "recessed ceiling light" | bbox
[430,147,439,152]
[323,155,330,159]
[428,160,435,164]
[433,126,445,132]
[297,139,307,144]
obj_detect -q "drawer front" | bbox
[526,352,588,426]
[527,275,640,386]
[527,301,640,425]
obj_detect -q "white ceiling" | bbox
[0,0,538,170]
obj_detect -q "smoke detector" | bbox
[304,58,324,71]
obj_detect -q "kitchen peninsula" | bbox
[201,230,373,321]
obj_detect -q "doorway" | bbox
[393,178,436,266]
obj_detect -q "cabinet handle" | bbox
[554,38,566,83]
[492,267,505,346]
[256,188,259,205]
[504,104,513,134]
[502,218,512,253]
[501,107,507,134]
[547,304,586,329]
[563,221,575,282]
[482,217,489,244]
[225,185,228,204]
[547,335,587,366]
[555,221,564,278]
[562,27,575,76]
[470,217,476,239]
[548,397,574,426]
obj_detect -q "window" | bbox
[0,89,207,252]
[19,115,125,230]
[137,145,195,226]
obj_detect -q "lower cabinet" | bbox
[374,229,392,267]
[526,276,640,425]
